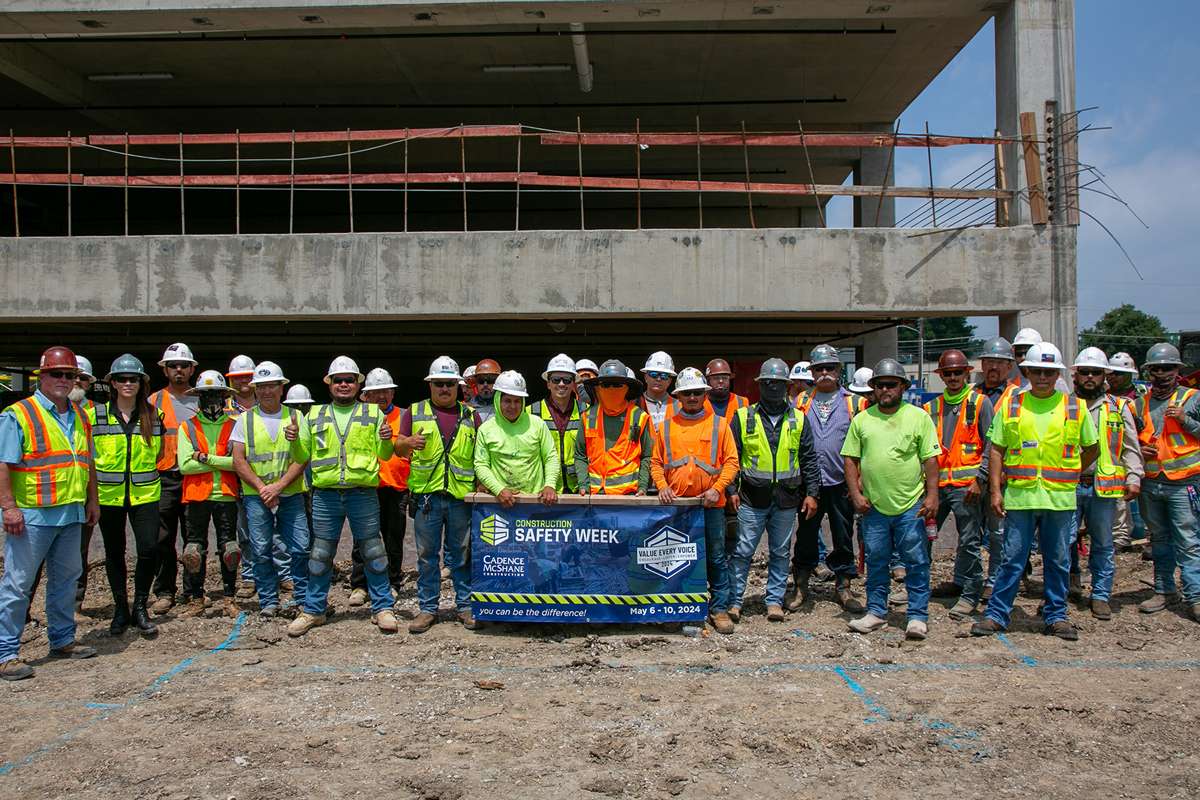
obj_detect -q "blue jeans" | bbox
[985,508,1074,627]
[1072,485,1116,602]
[0,522,82,662]
[1141,481,1200,603]
[862,506,931,621]
[244,493,311,610]
[237,498,290,584]
[413,493,471,614]
[703,507,732,613]
[730,502,794,608]
[304,488,393,614]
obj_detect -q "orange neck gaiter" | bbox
[596,386,630,416]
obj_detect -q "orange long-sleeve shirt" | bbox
[651,409,740,506]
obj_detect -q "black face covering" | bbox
[758,380,788,412]
[199,392,226,422]
[1075,382,1104,401]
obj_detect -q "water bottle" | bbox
[925,519,938,541]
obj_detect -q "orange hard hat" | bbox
[37,345,80,374]
[935,349,970,373]
[474,358,502,377]
[705,358,733,377]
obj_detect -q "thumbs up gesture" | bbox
[379,421,393,441]
[284,419,299,441]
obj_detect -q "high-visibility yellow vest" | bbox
[91,402,163,506]
[241,406,308,497]
[735,404,805,490]
[1093,395,1130,498]
[4,396,92,508]
[530,398,583,492]
[308,402,385,489]
[407,399,476,499]
[1001,392,1084,493]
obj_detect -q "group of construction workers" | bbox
[0,329,1197,681]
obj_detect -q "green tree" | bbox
[1079,304,1168,366]
[898,317,978,361]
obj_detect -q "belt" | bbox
[1079,475,1095,487]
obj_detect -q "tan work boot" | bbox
[150,594,175,615]
[785,569,811,612]
[235,582,256,600]
[458,608,479,630]
[905,619,928,640]
[836,578,865,614]
[287,611,326,638]
[409,611,438,634]
[1091,599,1112,620]
[708,612,735,634]
[1139,593,1176,614]
[179,596,208,618]
[848,613,887,634]
[766,604,785,622]
[948,598,977,621]
[373,609,400,633]
[348,587,369,607]
[1,659,34,681]
[727,606,741,623]
[222,596,240,618]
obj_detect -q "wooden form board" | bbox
[1020,111,1049,225]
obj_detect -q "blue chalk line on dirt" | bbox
[0,612,246,778]
[996,633,1039,667]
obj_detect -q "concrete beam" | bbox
[853,122,896,228]
[0,42,147,132]
[1,226,1061,323]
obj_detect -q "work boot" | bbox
[235,582,256,600]
[969,618,1005,636]
[1043,621,1079,641]
[408,611,438,634]
[260,605,280,620]
[181,543,203,574]
[836,578,865,614]
[1090,599,1112,621]
[348,587,369,607]
[279,579,295,594]
[287,612,325,638]
[891,566,906,582]
[727,606,741,623]
[109,599,130,636]
[179,596,208,618]
[458,609,479,630]
[982,585,993,603]
[948,598,977,621]
[766,604,785,622]
[813,563,835,582]
[905,619,928,640]
[708,612,735,635]
[49,643,97,659]
[132,600,158,636]
[1138,593,1176,614]
[847,613,887,634]
[888,586,908,607]
[222,596,240,618]
[0,659,34,681]
[373,609,400,633]
[785,569,811,611]
[1191,603,1200,623]
[1068,573,1083,602]
[150,594,175,615]
[931,581,961,598]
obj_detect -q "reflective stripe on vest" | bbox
[924,392,984,488]
[310,402,383,488]
[242,406,307,495]
[705,393,749,424]
[92,402,163,506]
[737,404,805,484]
[796,390,862,419]
[407,400,476,498]
[530,398,583,492]
[181,417,238,502]
[1137,387,1200,480]
[1094,395,1129,498]
[582,404,646,495]
[661,412,723,476]
[6,397,92,508]
[1001,392,1083,490]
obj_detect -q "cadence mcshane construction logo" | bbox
[636,526,698,579]
[480,513,510,546]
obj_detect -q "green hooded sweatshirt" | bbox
[474,392,560,495]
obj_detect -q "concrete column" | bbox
[861,326,899,367]
[852,123,896,228]
[799,204,825,228]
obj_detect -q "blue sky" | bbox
[828,0,1200,337]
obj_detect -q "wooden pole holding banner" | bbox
[465,492,702,507]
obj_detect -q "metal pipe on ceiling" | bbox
[568,23,594,94]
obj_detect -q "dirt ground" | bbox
[2,528,1199,800]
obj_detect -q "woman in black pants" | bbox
[93,354,164,636]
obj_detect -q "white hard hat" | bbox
[671,367,709,395]
[462,365,477,379]
[75,356,95,380]
[789,361,813,382]
[324,355,364,384]
[494,370,529,398]
[642,351,677,377]
[1072,347,1109,371]
[574,358,599,374]
[1108,352,1138,374]
[1019,342,1066,371]
[849,367,874,394]
[226,354,256,377]
[362,367,397,391]
[626,367,637,380]
[158,342,197,366]
[188,369,232,394]
[1013,328,1043,347]
[283,384,313,405]
[425,355,462,382]
[249,360,289,386]
[542,353,577,381]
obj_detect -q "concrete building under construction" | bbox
[0,0,1078,391]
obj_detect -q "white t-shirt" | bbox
[229,406,287,445]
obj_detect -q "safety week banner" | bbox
[469,499,708,623]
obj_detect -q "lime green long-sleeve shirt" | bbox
[474,409,560,495]
[178,413,238,502]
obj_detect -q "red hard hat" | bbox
[705,358,733,377]
[37,346,80,374]
[474,358,502,377]
[935,349,970,373]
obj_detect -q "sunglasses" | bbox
[330,376,358,386]
[475,377,496,385]
[811,364,839,374]
[1075,368,1105,377]
[599,381,626,389]
[430,380,457,389]
[1147,365,1175,374]
[111,375,141,384]
[677,390,705,398]
[874,380,903,390]
[644,371,671,381]
[164,362,191,371]
[549,376,575,385]
[1027,368,1059,377]
[42,370,77,380]
[940,369,967,378]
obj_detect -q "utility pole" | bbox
[917,318,926,389]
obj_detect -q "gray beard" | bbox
[68,387,87,403]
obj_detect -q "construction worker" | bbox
[177,370,241,618]
[347,368,410,606]
[975,337,1020,408]
[848,367,874,398]
[1070,348,1143,620]
[148,342,199,615]
[288,356,399,637]
[283,384,315,528]
[230,361,311,619]
[575,358,599,406]
[284,384,314,416]
[92,354,163,637]
[1134,343,1200,621]
[923,350,995,620]
[639,351,676,428]
[470,358,502,423]
[789,344,867,613]
[1013,328,1070,394]
[704,358,750,423]
[226,355,257,415]
[651,367,739,634]
[475,370,559,509]
[972,343,1099,640]
[576,360,655,495]
[395,357,480,634]
[224,354,268,599]
[0,346,99,681]
[789,362,814,403]
[1105,351,1144,551]
[530,354,585,495]
[728,358,821,623]
[70,356,97,605]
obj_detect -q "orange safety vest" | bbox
[180,417,238,503]
[704,393,749,424]
[1137,387,1200,481]
[149,389,191,472]
[6,397,92,508]
[795,390,865,417]
[378,406,411,490]
[582,404,649,495]
[923,392,985,488]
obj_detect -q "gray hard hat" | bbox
[106,353,148,380]
[980,336,1016,361]
[756,358,791,382]
[584,359,644,398]
[869,358,910,386]
[808,344,841,367]
[1145,342,1183,367]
